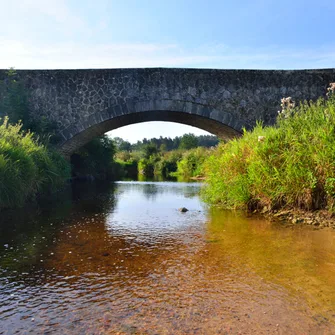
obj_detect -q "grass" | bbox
[202,88,335,213]
[0,117,70,209]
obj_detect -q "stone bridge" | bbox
[2,68,335,156]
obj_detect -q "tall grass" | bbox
[202,91,335,213]
[0,117,70,209]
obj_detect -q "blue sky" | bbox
[0,0,334,142]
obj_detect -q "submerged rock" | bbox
[179,207,189,213]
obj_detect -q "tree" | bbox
[113,137,132,152]
[71,135,117,179]
[179,133,198,150]
[143,143,159,159]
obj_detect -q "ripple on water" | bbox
[0,181,335,334]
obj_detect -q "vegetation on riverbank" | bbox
[203,84,335,216]
[114,133,218,153]
[114,135,214,180]
[174,147,209,179]
[0,117,70,209]
[71,133,216,181]
[71,135,118,180]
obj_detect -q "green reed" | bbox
[0,117,70,209]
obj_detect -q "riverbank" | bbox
[0,117,70,210]
[202,84,335,225]
[260,208,335,229]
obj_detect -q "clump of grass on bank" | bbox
[0,117,70,209]
[202,85,335,213]
[175,147,209,178]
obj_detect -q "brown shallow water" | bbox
[0,181,335,334]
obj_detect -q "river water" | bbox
[0,181,335,334]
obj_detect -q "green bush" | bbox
[116,141,214,180]
[71,135,117,180]
[202,91,335,213]
[0,117,70,209]
[176,147,208,178]
[137,144,160,177]
[138,158,155,177]
[154,150,182,177]
[113,159,138,179]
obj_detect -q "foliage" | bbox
[113,159,138,179]
[178,133,198,150]
[154,150,183,177]
[138,158,155,177]
[0,117,70,209]
[113,137,132,151]
[176,147,209,178]
[114,134,219,152]
[71,135,117,180]
[202,91,335,213]
[143,143,159,159]
[113,133,218,179]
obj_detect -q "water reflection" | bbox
[207,208,335,320]
[110,182,205,238]
[0,182,117,275]
[0,181,334,334]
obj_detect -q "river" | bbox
[0,181,335,334]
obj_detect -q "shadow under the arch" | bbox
[58,102,244,156]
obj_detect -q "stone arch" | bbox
[58,99,243,156]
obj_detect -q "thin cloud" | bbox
[0,0,334,70]
[0,39,334,70]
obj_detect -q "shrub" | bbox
[138,158,155,177]
[203,88,335,213]
[176,147,208,178]
[113,159,138,179]
[71,135,116,180]
[0,117,70,209]
[154,150,182,177]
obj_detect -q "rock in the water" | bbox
[179,207,189,213]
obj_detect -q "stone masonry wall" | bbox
[0,68,334,155]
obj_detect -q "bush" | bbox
[202,90,335,213]
[138,158,155,177]
[113,159,138,179]
[71,135,117,180]
[176,147,208,178]
[154,150,182,177]
[0,117,70,209]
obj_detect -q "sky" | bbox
[0,0,334,142]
